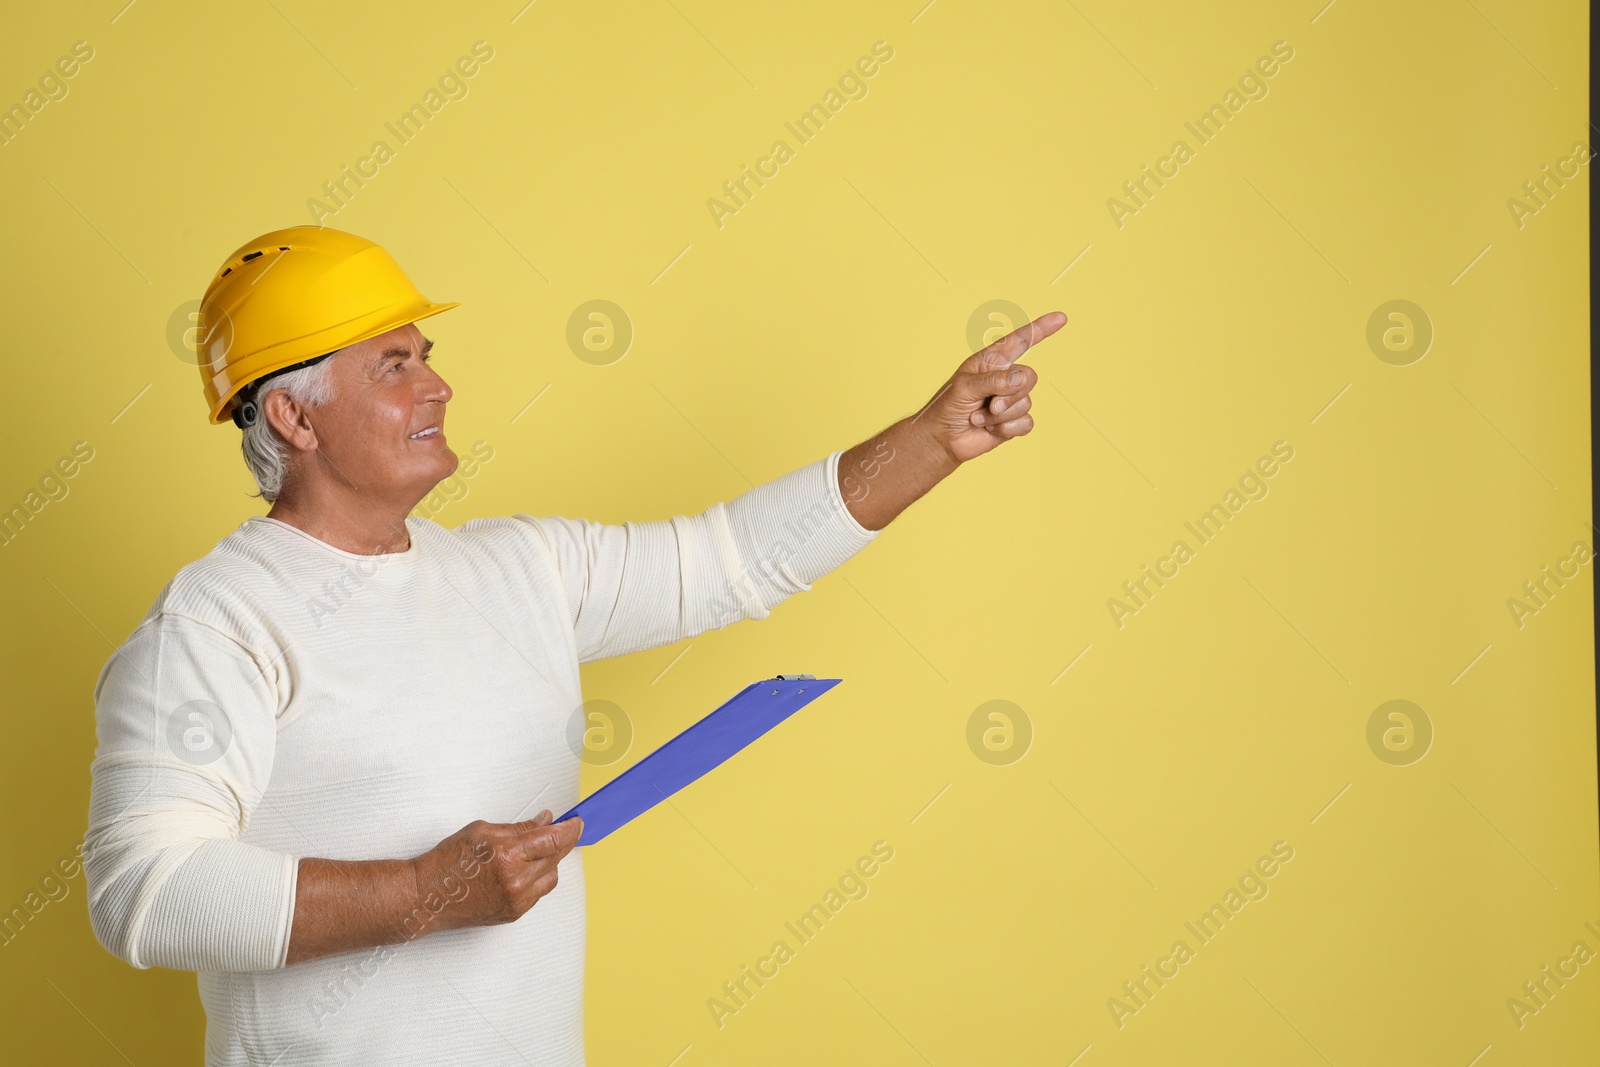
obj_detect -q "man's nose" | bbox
[422,364,453,404]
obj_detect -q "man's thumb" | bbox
[963,366,1025,399]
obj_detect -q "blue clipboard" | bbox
[555,675,840,845]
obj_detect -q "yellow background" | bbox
[1,0,1593,1063]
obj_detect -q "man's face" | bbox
[299,323,457,501]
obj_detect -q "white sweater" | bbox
[84,450,879,1066]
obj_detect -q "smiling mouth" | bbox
[409,425,442,440]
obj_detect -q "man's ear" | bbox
[262,389,319,452]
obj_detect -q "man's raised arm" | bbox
[516,312,1066,666]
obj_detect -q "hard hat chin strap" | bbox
[230,351,337,430]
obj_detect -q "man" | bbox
[83,225,1065,1065]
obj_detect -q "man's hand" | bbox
[284,809,583,965]
[921,311,1068,466]
[836,310,1067,533]
[411,811,583,935]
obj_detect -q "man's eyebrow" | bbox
[374,337,435,364]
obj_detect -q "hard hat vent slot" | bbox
[221,246,288,279]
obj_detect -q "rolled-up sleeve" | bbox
[84,613,296,973]
[519,449,879,664]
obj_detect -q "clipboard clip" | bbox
[771,674,815,681]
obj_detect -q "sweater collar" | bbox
[246,516,422,564]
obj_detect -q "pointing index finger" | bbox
[981,311,1068,365]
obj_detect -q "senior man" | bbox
[84,226,1066,1065]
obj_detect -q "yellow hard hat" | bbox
[197,226,459,426]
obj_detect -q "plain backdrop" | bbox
[0,1,1593,1064]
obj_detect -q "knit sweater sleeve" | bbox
[518,449,879,665]
[83,612,296,973]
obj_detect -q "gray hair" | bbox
[239,358,338,503]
